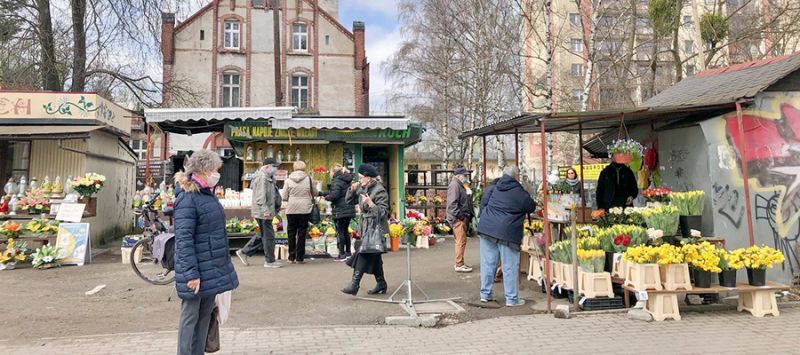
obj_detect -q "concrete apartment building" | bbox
[138,0,368,171]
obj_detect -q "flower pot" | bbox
[679,215,702,238]
[694,270,713,288]
[604,251,614,273]
[390,237,400,252]
[80,196,97,216]
[0,261,17,270]
[746,267,766,286]
[719,269,737,288]
[428,237,437,247]
[612,152,633,164]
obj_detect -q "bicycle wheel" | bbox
[130,238,175,285]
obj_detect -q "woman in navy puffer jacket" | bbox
[173,150,239,355]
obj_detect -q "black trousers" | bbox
[240,218,276,263]
[334,217,352,256]
[286,213,310,261]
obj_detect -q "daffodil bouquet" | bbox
[681,242,721,272]
[671,191,705,216]
[718,248,745,271]
[623,245,659,264]
[654,244,684,265]
[31,244,63,269]
[642,205,680,236]
[577,248,605,273]
[0,238,28,264]
[389,223,405,239]
[70,173,106,197]
[739,245,785,269]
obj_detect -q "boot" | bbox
[367,275,388,295]
[341,270,363,295]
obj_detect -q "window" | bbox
[292,23,308,51]
[200,30,205,41]
[291,74,309,108]
[598,16,613,27]
[222,73,241,107]
[252,0,265,6]
[224,21,240,49]
[705,41,714,50]
[0,141,30,183]
[570,63,583,76]
[686,65,696,76]
[569,13,581,27]
[704,0,714,5]
[570,38,583,52]
[130,140,147,160]
[571,89,583,101]
[683,16,693,27]
[601,41,622,54]
[639,42,653,54]
[684,40,694,54]
[636,18,649,28]
[325,35,330,46]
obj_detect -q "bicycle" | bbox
[130,194,176,285]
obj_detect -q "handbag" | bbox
[205,307,220,353]
[359,223,387,253]
[308,177,321,224]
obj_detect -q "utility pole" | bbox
[272,0,283,105]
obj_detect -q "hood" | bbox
[495,174,522,192]
[288,170,309,183]
[335,172,354,184]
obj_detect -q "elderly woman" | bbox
[173,150,239,355]
[341,164,390,295]
[281,161,317,264]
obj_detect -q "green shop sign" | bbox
[224,121,422,144]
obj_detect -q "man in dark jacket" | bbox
[595,162,639,211]
[322,164,356,260]
[477,165,536,307]
[446,166,474,273]
[237,158,281,268]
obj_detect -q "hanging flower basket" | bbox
[612,152,633,164]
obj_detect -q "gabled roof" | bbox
[643,52,800,107]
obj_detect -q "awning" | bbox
[275,116,408,130]
[0,125,103,140]
[144,107,295,134]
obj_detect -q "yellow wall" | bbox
[243,142,345,189]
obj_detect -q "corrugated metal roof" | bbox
[0,125,102,139]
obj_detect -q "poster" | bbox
[56,223,90,266]
[547,194,581,222]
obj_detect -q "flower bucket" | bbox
[579,271,614,298]
[679,215,702,238]
[693,269,713,288]
[415,235,430,249]
[746,267,766,286]
[604,251,614,273]
[80,196,97,216]
[428,236,437,246]
[659,263,692,291]
[390,237,400,252]
[625,263,662,291]
[612,152,633,165]
[0,261,17,270]
[719,269,737,288]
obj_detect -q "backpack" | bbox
[273,185,282,210]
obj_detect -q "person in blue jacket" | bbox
[173,150,239,355]
[477,165,536,307]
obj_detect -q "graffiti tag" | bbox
[712,183,745,229]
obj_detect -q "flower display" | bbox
[577,248,605,273]
[417,195,428,204]
[577,236,601,250]
[404,195,416,205]
[433,218,451,235]
[597,207,644,227]
[682,242,722,273]
[17,188,50,213]
[25,218,59,236]
[607,138,644,157]
[225,218,259,234]
[646,228,664,243]
[389,223,405,239]
[671,190,706,216]
[718,248,745,270]
[433,195,445,205]
[30,244,63,269]
[524,219,544,234]
[564,225,594,239]
[738,245,785,270]
[654,244,684,265]
[412,223,433,237]
[596,225,648,252]
[0,221,22,239]
[70,173,106,197]
[623,245,659,264]
[308,226,324,239]
[642,205,680,236]
[0,238,28,265]
[549,240,572,263]
[642,187,672,203]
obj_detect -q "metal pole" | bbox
[145,120,151,187]
[482,135,488,187]
[579,121,586,211]
[735,102,756,246]
[571,210,579,310]
[515,128,520,168]
[541,120,552,311]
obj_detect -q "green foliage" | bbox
[648,0,681,37]
[700,13,729,46]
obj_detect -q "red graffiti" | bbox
[0,98,32,116]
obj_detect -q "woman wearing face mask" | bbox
[341,164,390,295]
[173,150,239,355]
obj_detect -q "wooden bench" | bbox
[624,282,789,321]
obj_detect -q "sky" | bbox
[338,0,401,114]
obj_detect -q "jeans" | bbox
[286,213,310,262]
[479,235,520,305]
[334,217,352,256]
[177,295,216,355]
[240,218,276,263]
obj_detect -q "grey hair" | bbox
[333,163,343,173]
[184,150,223,175]
[503,165,519,180]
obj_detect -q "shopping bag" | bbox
[215,291,232,326]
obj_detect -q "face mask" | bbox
[206,172,221,187]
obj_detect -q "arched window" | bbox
[292,23,308,51]
[291,74,309,108]
[224,20,240,49]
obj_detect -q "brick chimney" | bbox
[161,13,176,107]
[353,21,369,115]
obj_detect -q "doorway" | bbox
[362,146,390,189]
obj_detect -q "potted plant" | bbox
[682,242,721,288]
[655,244,692,291]
[740,245,784,286]
[623,245,663,290]
[607,138,644,165]
[30,244,63,269]
[717,248,744,288]
[433,195,445,206]
[404,195,416,206]
[70,173,106,215]
[671,191,706,238]
[642,205,680,240]
[0,238,28,270]
[417,195,428,206]
[389,223,404,252]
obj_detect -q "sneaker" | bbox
[506,299,526,307]
[480,297,495,303]
[454,265,473,273]
[236,250,249,266]
[264,262,282,268]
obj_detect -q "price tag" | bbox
[637,291,649,301]
[579,297,587,307]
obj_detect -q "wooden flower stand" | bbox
[274,245,288,260]
[561,263,576,289]
[528,255,543,283]
[625,263,663,291]
[415,235,430,249]
[550,261,562,286]
[660,263,692,291]
[579,271,614,298]
[645,294,682,321]
[612,257,628,279]
[738,289,780,317]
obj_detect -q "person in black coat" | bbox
[173,150,239,355]
[322,164,357,260]
[595,162,639,211]
[477,166,536,307]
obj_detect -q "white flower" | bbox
[690,229,702,238]
[609,207,624,215]
[647,228,664,240]
[43,256,53,263]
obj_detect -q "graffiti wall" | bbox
[700,92,800,283]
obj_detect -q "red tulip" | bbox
[614,235,623,245]
[622,236,631,247]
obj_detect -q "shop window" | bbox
[293,23,308,51]
[0,141,31,183]
[222,72,241,107]
[291,74,309,108]
[224,20,240,49]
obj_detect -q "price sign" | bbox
[637,291,649,301]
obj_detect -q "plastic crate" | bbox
[579,297,625,311]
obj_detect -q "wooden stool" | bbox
[550,261,562,286]
[645,293,682,321]
[274,245,289,260]
[625,263,663,291]
[612,257,628,279]
[561,263,576,290]
[660,264,692,291]
[528,256,543,283]
[415,235,430,249]
[738,290,780,317]
[580,271,614,298]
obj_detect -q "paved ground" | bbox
[6,306,799,354]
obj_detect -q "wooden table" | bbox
[624,281,789,321]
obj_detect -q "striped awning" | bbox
[271,116,408,130]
